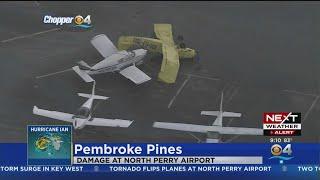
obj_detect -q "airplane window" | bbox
[129,51,135,58]
[75,107,90,118]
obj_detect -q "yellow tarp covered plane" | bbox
[117,24,196,84]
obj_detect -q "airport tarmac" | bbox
[0,2,319,142]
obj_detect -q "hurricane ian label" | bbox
[27,125,72,165]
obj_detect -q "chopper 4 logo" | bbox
[43,15,92,29]
[263,112,301,136]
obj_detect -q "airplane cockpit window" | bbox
[74,107,90,119]
[129,51,135,58]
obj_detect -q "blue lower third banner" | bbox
[0,143,319,178]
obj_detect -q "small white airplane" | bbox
[33,82,133,129]
[72,34,151,85]
[153,92,263,143]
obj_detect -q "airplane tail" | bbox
[200,92,224,117]
[72,61,95,83]
[77,82,109,100]
[78,93,108,100]
[219,92,223,113]
[201,92,241,126]
[219,91,242,118]
[77,61,92,70]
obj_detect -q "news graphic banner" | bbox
[0,125,317,178]
[0,142,319,178]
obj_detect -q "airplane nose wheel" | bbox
[195,50,200,63]
[179,42,186,49]
[177,35,184,42]
[150,31,156,39]
[193,51,202,71]
[177,35,186,49]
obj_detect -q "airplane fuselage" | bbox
[84,49,147,75]
[72,117,89,129]
[206,114,223,143]
[206,131,221,143]
[72,98,94,129]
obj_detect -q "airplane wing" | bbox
[72,66,95,82]
[153,122,263,135]
[214,126,263,135]
[33,106,74,122]
[119,65,151,84]
[154,24,180,83]
[91,34,118,58]
[222,112,242,117]
[201,111,241,118]
[86,118,133,128]
[154,24,175,45]
[201,111,220,116]
[153,122,210,133]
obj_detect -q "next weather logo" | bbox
[263,112,301,136]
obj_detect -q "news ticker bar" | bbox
[73,156,263,165]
